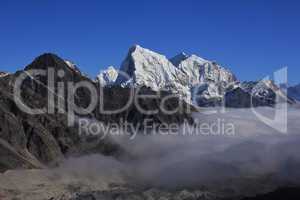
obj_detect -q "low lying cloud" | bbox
[57,107,300,191]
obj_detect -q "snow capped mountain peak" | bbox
[115,45,238,104]
[178,54,236,84]
[116,45,186,90]
[97,66,118,86]
[174,54,237,106]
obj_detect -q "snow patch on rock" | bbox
[0,72,9,78]
[64,60,81,74]
[97,66,119,86]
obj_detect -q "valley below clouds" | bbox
[1,107,300,200]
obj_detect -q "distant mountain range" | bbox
[1,45,298,108]
[0,46,299,200]
[98,45,297,107]
[0,45,299,172]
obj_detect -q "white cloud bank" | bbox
[57,107,300,192]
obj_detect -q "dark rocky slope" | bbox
[0,53,193,172]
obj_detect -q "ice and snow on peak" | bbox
[97,66,118,86]
[116,45,190,99]
[0,72,9,78]
[114,45,238,105]
[175,54,237,106]
[100,45,296,107]
[178,54,236,85]
[64,60,81,74]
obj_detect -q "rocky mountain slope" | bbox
[225,80,295,108]
[0,48,299,200]
[0,55,119,172]
[0,53,193,172]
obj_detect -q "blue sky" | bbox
[0,0,299,85]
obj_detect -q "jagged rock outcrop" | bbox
[225,80,294,107]
[94,86,194,128]
[97,66,118,86]
[0,54,122,172]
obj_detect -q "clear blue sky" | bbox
[1,0,299,85]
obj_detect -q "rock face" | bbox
[97,66,119,86]
[225,80,294,107]
[0,54,120,172]
[0,53,193,172]
[95,86,194,128]
[288,84,300,101]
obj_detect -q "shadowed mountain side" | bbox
[0,53,194,172]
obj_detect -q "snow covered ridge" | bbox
[111,45,237,104]
[64,60,82,74]
[96,44,297,107]
[0,72,9,78]
[114,45,194,100]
